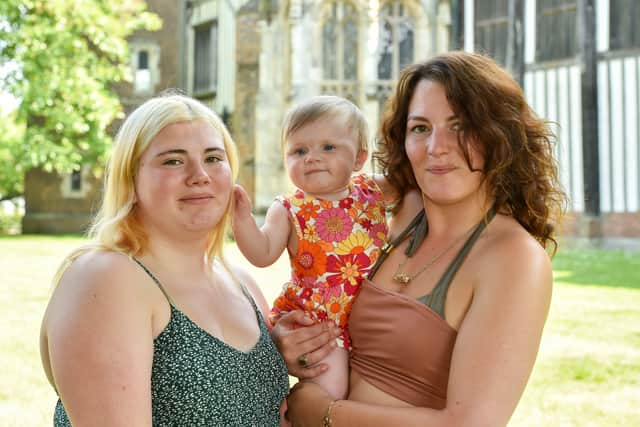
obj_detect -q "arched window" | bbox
[377,0,415,81]
[321,1,359,101]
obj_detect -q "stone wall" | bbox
[22,168,102,234]
[563,212,640,238]
[233,0,261,201]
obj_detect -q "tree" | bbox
[0,107,24,201]
[0,0,160,201]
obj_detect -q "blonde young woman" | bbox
[40,94,289,426]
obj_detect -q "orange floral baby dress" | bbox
[270,174,388,349]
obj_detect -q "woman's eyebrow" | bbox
[407,114,458,122]
[155,148,187,157]
[155,147,225,157]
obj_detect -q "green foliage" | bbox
[0,109,24,200]
[0,209,21,234]
[0,0,160,198]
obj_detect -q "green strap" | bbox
[368,204,498,319]
[417,205,497,318]
[133,257,176,306]
[368,209,426,280]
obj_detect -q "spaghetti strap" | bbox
[225,264,260,312]
[369,210,426,280]
[418,205,498,317]
[132,258,175,306]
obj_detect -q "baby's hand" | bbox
[233,184,253,219]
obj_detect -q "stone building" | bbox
[22,0,182,233]
[186,0,639,242]
[23,0,639,243]
[22,0,452,233]
[181,0,452,213]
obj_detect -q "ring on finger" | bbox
[297,353,309,368]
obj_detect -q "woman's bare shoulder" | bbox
[51,249,155,312]
[487,215,550,259]
[474,215,552,293]
[60,250,139,286]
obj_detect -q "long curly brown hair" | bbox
[375,51,567,253]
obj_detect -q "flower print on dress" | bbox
[354,182,382,207]
[339,198,353,210]
[359,218,373,231]
[270,174,388,351]
[327,292,351,322]
[318,284,343,303]
[325,252,371,290]
[368,223,388,247]
[293,240,327,281]
[298,200,320,220]
[335,230,374,256]
[366,205,386,223]
[302,224,319,243]
[316,207,353,242]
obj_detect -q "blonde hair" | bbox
[54,93,239,283]
[281,95,369,153]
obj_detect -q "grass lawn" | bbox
[1,235,638,426]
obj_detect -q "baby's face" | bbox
[284,117,367,201]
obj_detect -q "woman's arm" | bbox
[232,185,291,267]
[441,235,552,426]
[287,381,450,427]
[372,173,399,207]
[372,174,423,214]
[41,252,157,426]
[287,234,552,427]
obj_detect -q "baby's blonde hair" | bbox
[54,93,239,284]
[281,95,369,153]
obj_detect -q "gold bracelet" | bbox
[322,400,339,427]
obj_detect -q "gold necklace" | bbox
[392,222,477,285]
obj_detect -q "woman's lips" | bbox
[427,166,456,175]
[179,194,214,204]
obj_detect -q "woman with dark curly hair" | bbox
[273,51,567,426]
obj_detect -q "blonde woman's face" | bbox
[134,120,233,238]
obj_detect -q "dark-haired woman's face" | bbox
[404,80,486,207]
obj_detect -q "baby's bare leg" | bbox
[308,346,349,400]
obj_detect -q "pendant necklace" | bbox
[392,222,477,285]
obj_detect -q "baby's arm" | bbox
[232,184,290,267]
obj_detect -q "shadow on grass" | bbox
[552,249,640,290]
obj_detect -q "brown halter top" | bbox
[349,207,496,407]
